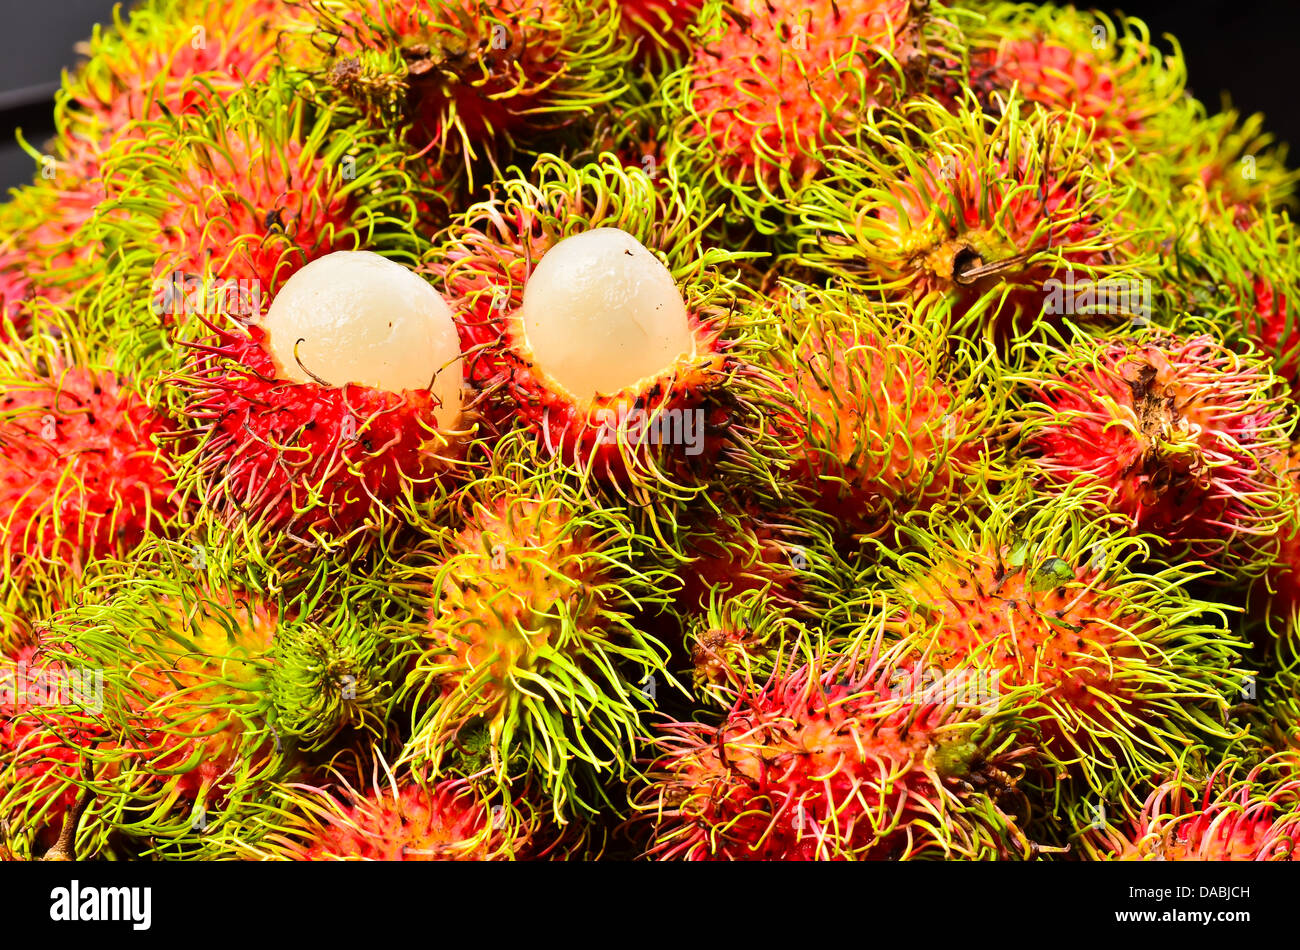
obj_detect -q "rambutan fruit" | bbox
[307,0,631,187]
[393,435,678,818]
[631,628,1039,860]
[791,93,1146,341]
[1163,202,1300,400]
[0,334,177,610]
[1012,324,1294,568]
[658,0,951,222]
[86,88,424,372]
[217,753,539,860]
[36,546,293,857]
[59,0,305,148]
[755,285,1004,539]
[957,6,1184,143]
[614,0,703,67]
[424,154,768,501]
[169,249,469,549]
[868,483,1252,811]
[671,491,847,616]
[1084,756,1300,860]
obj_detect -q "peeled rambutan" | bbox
[1014,326,1293,566]
[170,250,468,547]
[425,154,765,496]
[632,630,1037,860]
[873,484,1251,807]
[1085,757,1300,860]
[396,436,676,817]
[0,344,176,603]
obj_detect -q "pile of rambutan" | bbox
[0,0,1296,863]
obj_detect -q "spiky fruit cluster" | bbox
[4,0,1300,867]
[758,287,1001,537]
[870,485,1251,814]
[633,630,1036,860]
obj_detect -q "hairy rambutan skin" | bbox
[1084,757,1300,860]
[867,484,1252,809]
[33,549,294,857]
[58,0,301,146]
[632,630,1038,860]
[85,88,424,372]
[756,286,1003,538]
[424,154,770,500]
[219,757,537,860]
[791,93,1145,340]
[0,644,109,858]
[659,0,954,221]
[395,439,678,818]
[1013,327,1293,566]
[685,588,806,707]
[0,348,177,606]
[957,6,1185,142]
[170,322,464,547]
[309,0,631,187]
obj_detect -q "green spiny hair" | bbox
[390,432,681,820]
[685,586,810,708]
[845,479,1253,822]
[788,90,1149,341]
[298,0,632,192]
[22,536,297,858]
[747,281,1011,540]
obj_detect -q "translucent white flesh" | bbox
[520,228,694,400]
[261,250,463,429]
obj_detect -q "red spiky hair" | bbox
[264,775,534,860]
[1087,759,1300,860]
[1019,331,1292,560]
[633,635,1034,860]
[0,364,176,587]
[671,0,920,192]
[173,323,464,544]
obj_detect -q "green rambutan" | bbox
[31,547,292,857]
[394,435,678,818]
[868,483,1251,810]
[791,92,1144,340]
[632,628,1038,860]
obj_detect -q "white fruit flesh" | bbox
[520,228,694,400]
[261,250,463,429]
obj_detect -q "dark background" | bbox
[0,0,1297,192]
